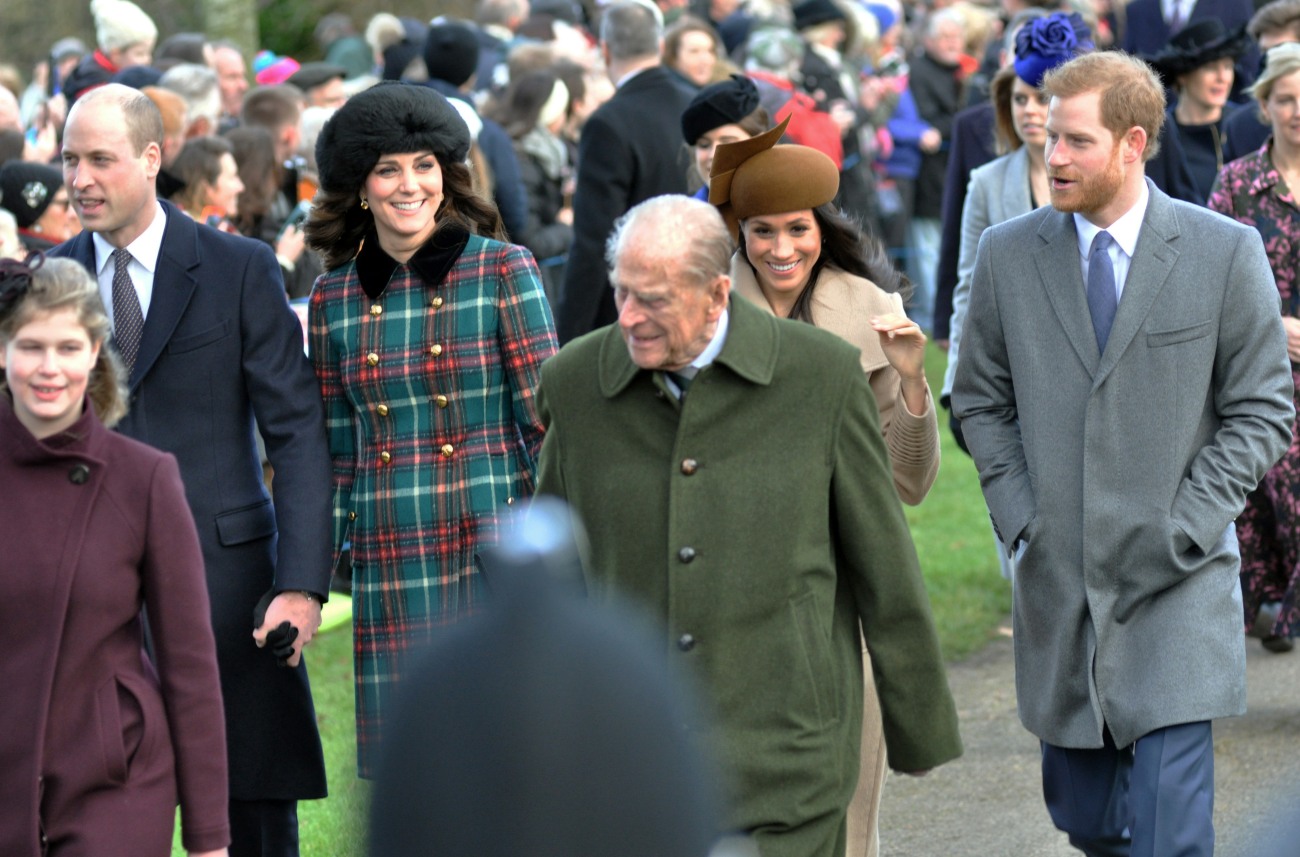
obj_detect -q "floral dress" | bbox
[1208,140,1300,640]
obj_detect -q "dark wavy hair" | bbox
[738,203,909,324]
[0,256,128,428]
[305,157,505,271]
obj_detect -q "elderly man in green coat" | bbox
[535,195,962,856]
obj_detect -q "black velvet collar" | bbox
[355,223,471,299]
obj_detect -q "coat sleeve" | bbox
[308,275,356,569]
[533,362,566,501]
[142,453,230,853]
[941,165,994,400]
[556,110,630,342]
[1170,225,1294,551]
[950,227,1036,549]
[496,243,559,485]
[239,241,333,598]
[832,355,962,771]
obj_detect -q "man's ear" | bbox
[1124,125,1149,164]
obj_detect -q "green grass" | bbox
[172,344,1006,853]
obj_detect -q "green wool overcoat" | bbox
[535,295,962,857]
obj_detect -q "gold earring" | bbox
[360,198,369,210]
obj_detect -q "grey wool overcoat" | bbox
[953,181,1295,749]
[535,295,962,857]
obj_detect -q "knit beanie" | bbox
[0,162,64,229]
[424,21,481,87]
[92,0,158,52]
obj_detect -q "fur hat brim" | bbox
[315,81,471,195]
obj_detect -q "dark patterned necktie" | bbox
[112,248,145,374]
[1086,231,1117,353]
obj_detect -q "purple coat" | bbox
[0,399,228,856]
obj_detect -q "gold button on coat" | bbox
[431,295,444,308]
[376,404,389,416]
[435,395,449,408]
[347,511,357,521]
[380,451,391,463]
[369,305,382,316]
[681,458,699,475]
[366,352,379,366]
[440,444,454,458]
[430,343,443,356]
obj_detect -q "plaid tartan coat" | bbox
[310,226,557,774]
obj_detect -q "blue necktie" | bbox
[1087,231,1117,353]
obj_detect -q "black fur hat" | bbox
[315,81,471,195]
[681,74,761,145]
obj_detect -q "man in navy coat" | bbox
[554,0,695,343]
[54,83,332,857]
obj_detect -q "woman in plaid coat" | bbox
[306,82,557,776]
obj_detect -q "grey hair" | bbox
[925,7,966,39]
[600,1,663,61]
[159,63,222,130]
[606,195,734,290]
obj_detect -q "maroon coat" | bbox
[0,398,229,856]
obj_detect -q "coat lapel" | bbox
[131,202,199,389]
[999,148,1032,221]
[1093,184,1180,385]
[1034,209,1100,374]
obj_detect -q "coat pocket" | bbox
[167,320,231,353]
[94,677,129,785]
[788,590,840,730]
[215,498,277,546]
[467,447,523,517]
[1146,320,1212,348]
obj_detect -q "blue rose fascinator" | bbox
[1014,12,1094,88]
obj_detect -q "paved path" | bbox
[878,628,1300,856]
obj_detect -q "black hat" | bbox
[286,61,349,92]
[793,0,846,32]
[681,74,762,144]
[1145,20,1250,81]
[424,21,481,87]
[113,64,163,89]
[0,161,63,228]
[315,81,471,194]
[383,18,429,81]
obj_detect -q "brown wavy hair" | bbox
[0,256,128,428]
[305,157,505,271]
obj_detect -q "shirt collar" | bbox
[93,201,166,276]
[1072,180,1149,260]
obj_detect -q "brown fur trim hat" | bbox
[315,81,471,195]
[708,116,839,239]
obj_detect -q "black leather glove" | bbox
[253,589,301,667]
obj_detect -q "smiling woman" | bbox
[304,81,558,779]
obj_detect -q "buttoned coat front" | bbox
[952,182,1295,749]
[535,295,961,857]
[0,401,228,857]
[310,230,556,775]
[51,202,333,800]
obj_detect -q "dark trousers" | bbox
[1041,721,1214,857]
[229,798,299,857]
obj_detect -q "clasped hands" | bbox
[252,589,322,668]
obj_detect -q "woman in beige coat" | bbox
[711,117,940,857]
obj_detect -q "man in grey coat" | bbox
[953,52,1294,857]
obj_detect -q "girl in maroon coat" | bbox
[0,256,229,857]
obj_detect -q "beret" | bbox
[0,161,64,228]
[316,81,471,194]
[287,61,348,92]
[709,116,839,239]
[424,21,481,87]
[681,74,761,145]
[793,0,846,32]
